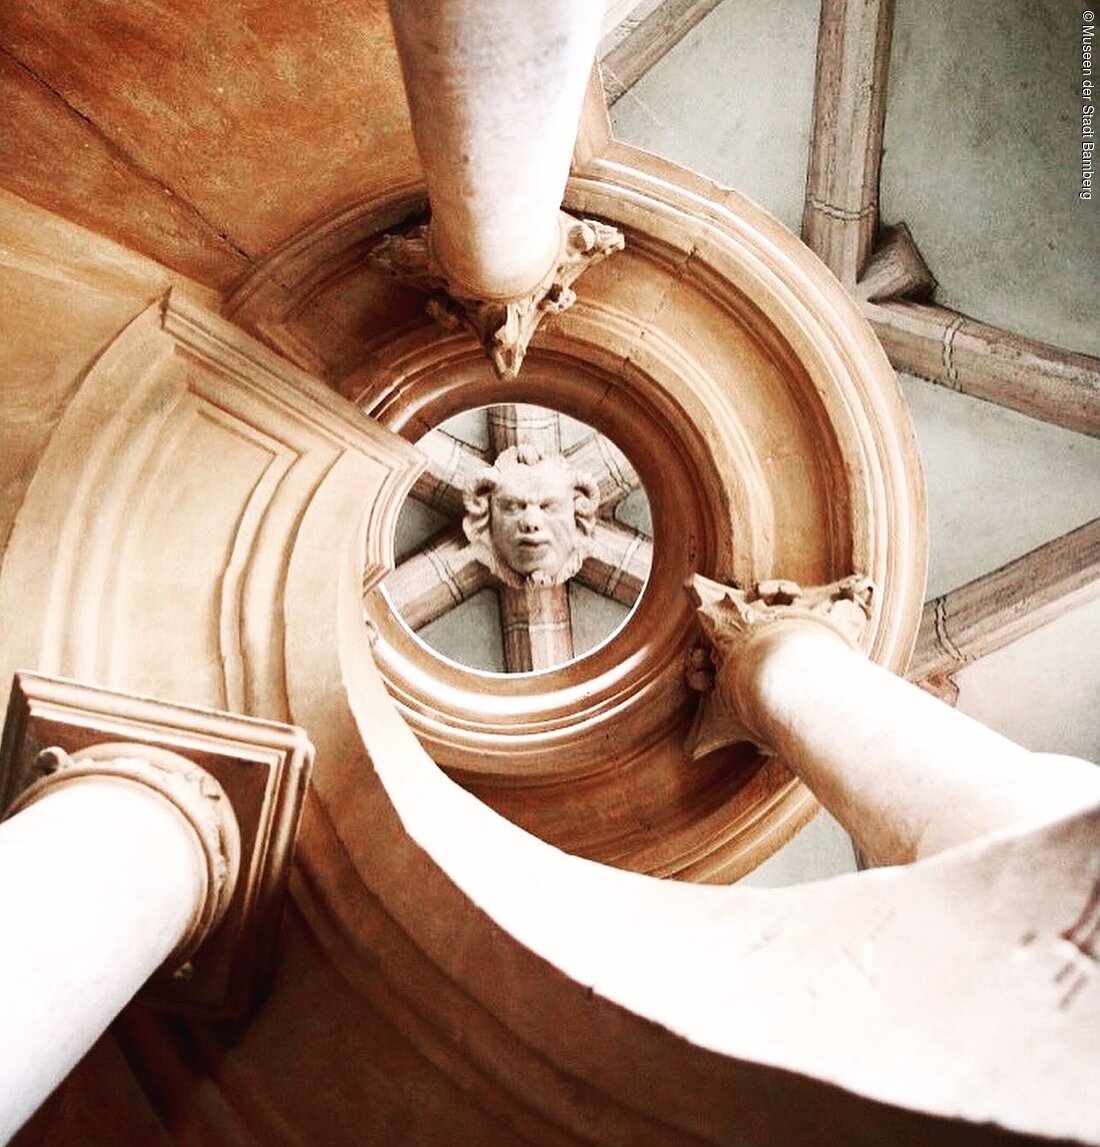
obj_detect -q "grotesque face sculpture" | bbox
[463,445,599,587]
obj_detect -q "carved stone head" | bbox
[463,445,599,587]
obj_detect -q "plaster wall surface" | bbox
[900,374,1100,772]
[900,373,1100,599]
[954,594,1100,762]
[417,589,505,673]
[609,0,819,233]
[736,809,856,886]
[881,0,1099,357]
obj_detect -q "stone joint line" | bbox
[598,533,646,597]
[932,596,968,666]
[425,546,466,607]
[805,195,878,222]
[940,314,965,387]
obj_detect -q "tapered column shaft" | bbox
[732,623,1100,866]
[388,1,606,300]
[0,781,207,1141]
[0,743,240,1143]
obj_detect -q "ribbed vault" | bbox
[1,3,1097,1147]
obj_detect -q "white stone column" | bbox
[379,1,623,379]
[0,744,239,1143]
[691,576,1100,866]
[387,0,606,300]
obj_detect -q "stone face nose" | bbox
[518,504,543,531]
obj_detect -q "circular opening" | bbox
[382,403,653,674]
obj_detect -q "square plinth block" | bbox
[0,671,314,1020]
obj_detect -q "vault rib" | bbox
[802,0,894,285]
[601,0,725,107]
[866,300,1100,438]
[909,516,1100,682]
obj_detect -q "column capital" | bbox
[685,574,875,757]
[691,574,875,657]
[1,671,314,1018]
[7,743,240,973]
[372,211,624,380]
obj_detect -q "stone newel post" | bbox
[387,0,605,300]
[0,669,314,1144]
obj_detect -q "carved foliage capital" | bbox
[372,212,624,380]
[684,574,875,759]
[691,574,875,667]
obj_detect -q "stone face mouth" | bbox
[513,537,551,561]
[513,540,551,570]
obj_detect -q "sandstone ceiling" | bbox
[2,0,1098,886]
[2,5,1100,1144]
[1,0,418,291]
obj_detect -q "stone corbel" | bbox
[685,574,875,759]
[371,212,624,380]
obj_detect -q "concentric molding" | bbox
[223,148,926,881]
[0,292,421,718]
